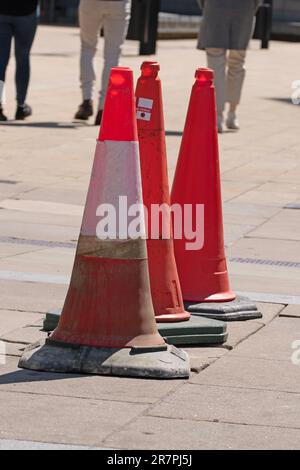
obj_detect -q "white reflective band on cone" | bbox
[81,140,146,239]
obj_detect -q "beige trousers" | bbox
[206,48,246,115]
[79,0,131,110]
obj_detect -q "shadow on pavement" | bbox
[266,97,296,105]
[0,368,85,384]
[0,122,88,129]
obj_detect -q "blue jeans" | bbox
[0,12,38,105]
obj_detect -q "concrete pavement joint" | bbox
[146,413,300,431]
[188,382,300,396]
[101,375,191,448]
[0,388,154,406]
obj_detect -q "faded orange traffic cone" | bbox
[136,61,190,323]
[171,68,261,321]
[18,67,190,378]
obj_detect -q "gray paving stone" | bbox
[0,439,104,450]
[1,325,48,345]
[248,210,300,241]
[190,355,300,393]
[0,310,44,337]
[0,390,147,446]
[225,321,264,349]
[230,317,300,362]
[0,280,67,313]
[0,342,26,359]
[228,237,300,263]
[149,383,300,429]
[105,416,300,450]
[0,358,183,405]
[280,305,300,318]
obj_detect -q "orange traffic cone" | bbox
[136,61,190,323]
[18,67,190,378]
[171,68,261,321]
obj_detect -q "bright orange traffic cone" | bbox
[19,67,190,377]
[171,68,261,321]
[136,61,190,323]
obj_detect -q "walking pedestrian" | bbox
[0,0,38,121]
[198,0,262,132]
[74,0,131,125]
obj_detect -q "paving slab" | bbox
[223,202,280,220]
[230,272,300,297]
[0,357,183,405]
[0,342,26,358]
[190,355,300,393]
[280,305,300,318]
[0,280,67,313]
[255,302,284,324]
[228,237,300,263]
[0,390,147,447]
[0,243,43,260]
[224,321,263,349]
[149,383,300,429]
[230,317,300,362]
[18,186,87,206]
[1,325,48,345]
[0,439,104,450]
[105,416,300,450]
[0,220,79,243]
[0,247,74,276]
[248,210,300,241]
[231,188,298,208]
[0,310,44,337]
[0,208,81,228]
[0,199,83,217]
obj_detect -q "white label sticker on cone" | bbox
[137,97,154,121]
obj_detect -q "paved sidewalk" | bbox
[0,27,300,449]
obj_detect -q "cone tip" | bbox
[195,68,214,83]
[141,61,160,78]
[98,67,137,142]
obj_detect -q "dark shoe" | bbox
[0,106,7,122]
[74,100,93,120]
[95,109,103,126]
[15,104,32,120]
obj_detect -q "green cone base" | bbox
[43,310,228,346]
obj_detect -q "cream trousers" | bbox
[206,48,246,115]
[79,0,131,110]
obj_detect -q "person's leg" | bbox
[206,48,226,132]
[0,15,13,120]
[77,0,102,117]
[98,1,130,113]
[226,49,246,129]
[14,12,38,112]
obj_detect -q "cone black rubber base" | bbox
[18,339,190,379]
[43,310,228,345]
[185,296,262,321]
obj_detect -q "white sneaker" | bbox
[217,115,225,134]
[226,112,240,130]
